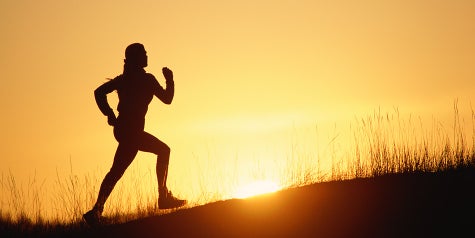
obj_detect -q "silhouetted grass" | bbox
[345,103,474,179]
[1,103,474,236]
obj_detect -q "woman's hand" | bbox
[162,67,173,81]
[107,113,117,126]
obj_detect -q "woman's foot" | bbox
[159,190,187,209]
[83,209,102,227]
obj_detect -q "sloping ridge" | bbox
[88,169,474,238]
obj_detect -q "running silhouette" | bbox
[84,43,186,226]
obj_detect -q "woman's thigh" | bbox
[109,143,138,176]
[138,131,170,155]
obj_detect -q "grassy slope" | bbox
[2,167,473,237]
[62,167,475,238]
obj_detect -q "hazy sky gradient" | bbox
[1,0,474,190]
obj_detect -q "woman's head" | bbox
[124,43,148,68]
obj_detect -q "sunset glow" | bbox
[233,180,280,199]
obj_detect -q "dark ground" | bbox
[3,168,475,237]
[92,168,475,238]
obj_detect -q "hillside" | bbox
[71,168,475,238]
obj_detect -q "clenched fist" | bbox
[162,67,173,81]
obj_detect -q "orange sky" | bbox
[1,0,475,207]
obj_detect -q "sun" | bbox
[233,180,280,199]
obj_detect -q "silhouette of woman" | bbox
[84,43,186,226]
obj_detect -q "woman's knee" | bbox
[162,144,171,155]
[105,166,126,183]
[139,132,170,155]
[153,139,170,157]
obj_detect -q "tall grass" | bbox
[0,161,163,227]
[344,104,474,179]
[1,103,475,230]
